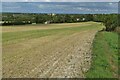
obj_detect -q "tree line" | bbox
[2,13,118,31]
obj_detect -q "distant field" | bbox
[2,22,103,78]
[2,22,93,33]
[86,32,118,78]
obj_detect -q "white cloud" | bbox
[109,2,113,5]
[1,0,120,2]
[45,0,50,2]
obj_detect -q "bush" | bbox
[103,14,118,31]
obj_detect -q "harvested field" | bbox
[2,22,94,33]
[2,22,103,78]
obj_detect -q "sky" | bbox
[0,0,119,14]
[1,0,120,2]
[1,2,118,14]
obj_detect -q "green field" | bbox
[2,22,102,44]
[86,31,118,78]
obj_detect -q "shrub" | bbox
[103,14,118,31]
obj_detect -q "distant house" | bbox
[48,13,56,16]
[28,21,31,23]
[44,21,51,24]
[32,23,36,24]
[0,21,12,24]
[52,13,55,16]
[82,18,85,21]
[0,21,4,24]
[76,18,80,21]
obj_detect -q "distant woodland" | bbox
[1,13,119,31]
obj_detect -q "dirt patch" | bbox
[3,29,97,78]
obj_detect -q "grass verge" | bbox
[86,31,118,78]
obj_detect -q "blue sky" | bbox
[1,2,118,14]
[1,0,120,2]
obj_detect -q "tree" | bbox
[103,14,118,31]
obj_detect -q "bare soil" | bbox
[3,29,97,78]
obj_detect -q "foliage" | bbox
[2,13,93,25]
[102,14,118,31]
[2,13,118,31]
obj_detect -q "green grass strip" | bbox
[86,32,118,78]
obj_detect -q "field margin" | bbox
[86,31,118,78]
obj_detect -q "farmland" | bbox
[2,22,103,78]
